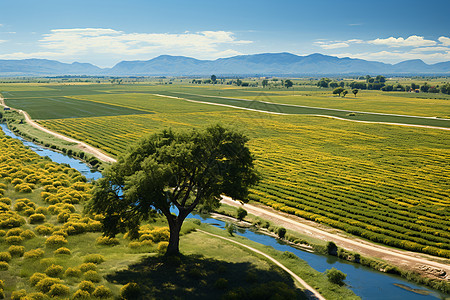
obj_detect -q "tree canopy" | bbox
[88,124,259,255]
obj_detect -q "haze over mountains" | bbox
[0,53,449,76]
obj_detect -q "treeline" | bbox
[318,75,450,94]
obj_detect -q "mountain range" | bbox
[0,53,449,76]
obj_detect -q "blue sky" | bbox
[0,0,449,67]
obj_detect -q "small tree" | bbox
[226,223,236,236]
[326,268,347,285]
[352,89,358,97]
[332,87,345,97]
[284,80,293,89]
[326,241,338,255]
[262,79,269,88]
[277,227,286,239]
[236,207,247,221]
[211,75,217,83]
[342,90,348,97]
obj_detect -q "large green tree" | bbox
[88,125,259,255]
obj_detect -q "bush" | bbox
[157,241,169,254]
[29,213,46,224]
[0,262,8,271]
[45,235,67,247]
[24,248,45,259]
[84,270,102,282]
[8,245,25,257]
[45,264,64,277]
[0,252,11,262]
[35,225,53,235]
[35,277,60,293]
[54,247,71,255]
[64,267,82,278]
[20,229,36,239]
[92,285,113,298]
[236,207,247,221]
[120,282,141,299]
[48,283,70,297]
[326,268,347,285]
[0,279,3,289]
[326,241,338,256]
[25,292,46,300]
[277,227,287,239]
[0,288,4,300]
[214,278,229,289]
[96,236,120,246]
[79,262,97,272]
[30,272,47,286]
[6,228,23,236]
[78,280,95,293]
[10,289,26,300]
[83,254,104,264]
[6,235,23,244]
[73,289,91,299]
[35,207,48,215]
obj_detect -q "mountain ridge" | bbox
[0,53,448,76]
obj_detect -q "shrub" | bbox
[0,252,11,262]
[48,283,70,297]
[0,230,5,237]
[0,262,8,271]
[0,197,11,205]
[6,235,23,245]
[0,288,4,300]
[214,278,229,289]
[157,241,169,254]
[78,280,95,293]
[83,254,104,264]
[96,236,120,246]
[24,208,36,216]
[30,272,47,286]
[40,258,57,268]
[10,289,26,300]
[72,289,91,299]
[6,228,23,236]
[29,213,46,224]
[45,264,64,277]
[151,227,170,242]
[326,268,347,285]
[79,262,97,272]
[20,229,36,239]
[64,267,82,277]
[25,292,46,300]
[57,212,70,223]
[8,245,25,257]
[24,248,45,259]
[54,247,71,255]
[83,270,102,282]
[277,227,287,239]
[45,235,67,247]
[52,230,68,238]
[92,285,113,298]
[35,277,60,293]
[0,279,3,289]
[35,225,53,235]
[120,282,140,299]
[327,241,338,256]
[35,207,48,215]
[236,207,247,221]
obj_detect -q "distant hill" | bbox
[0,53,449,76]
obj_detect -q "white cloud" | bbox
[368,35,436,47]
[334,50,450,64]
[411,46,450,53]
[438,36,450,46]
[0,28,252,63]
[319,42,349,49]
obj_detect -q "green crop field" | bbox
[2,83,450,258]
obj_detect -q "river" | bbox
[0,123,447,299]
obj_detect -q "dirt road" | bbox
[0,96,116,163]
[198,230,326,300]
[221,197,450,280]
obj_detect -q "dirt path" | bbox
[197,229,326,300]
[0,95,116,163]
[221,197,450,280]
[153,93,450,131]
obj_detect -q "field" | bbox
[1,83,450,259]
[0,127,362,299]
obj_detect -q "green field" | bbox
[1,82,449,258]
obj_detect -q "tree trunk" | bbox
[166,217,181,256]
